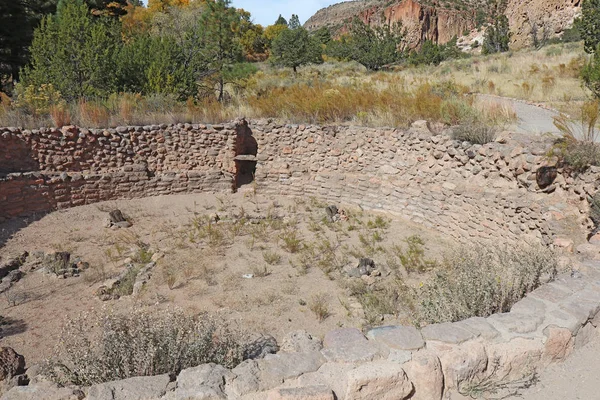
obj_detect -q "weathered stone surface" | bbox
[574,322,597,350]
[484,338,543,383]
[510,296,546,316]
[456,317,500,340]
[280,331,322,353]
[295,363,355,399]
[87,374,170,400]
[0,348,25,381]
[542,325,573,365]
[321,329,379,362]
[421,323,474,344]
[427,340,488,390]
[164,363,233,400]
[266,385,334,400]
[2,381,83,400]
[227,352,325,397]
[487,312,544,335]
[366,326,424,351]
[344,361,413,400]
[401,351,443,400]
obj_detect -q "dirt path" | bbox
[504,334,600,400]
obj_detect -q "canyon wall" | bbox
[305,0,582,49]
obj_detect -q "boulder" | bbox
[344,361,413,400]
[244,335,279,360]
[0,253,28,280]
[402,351,443,400]
[164,363,233,400]
[321,328,380,363]
[536,166,557,189]
[0,348,25,381]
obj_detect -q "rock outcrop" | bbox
[305,0,581,50]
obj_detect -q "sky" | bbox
[230,0,340,26]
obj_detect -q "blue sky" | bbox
[230,0,340,26]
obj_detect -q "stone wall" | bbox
[0,120,596,244]
[2,119,600,399]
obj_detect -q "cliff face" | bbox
[506,0,581,49]
[305,0,475,49]
[305,0,582,50]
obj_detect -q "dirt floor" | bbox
[0,191,454,366]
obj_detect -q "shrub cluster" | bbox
[413,244,559,325]
[45,308,247,386]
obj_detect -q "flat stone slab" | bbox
[544,308,582,334]
[366,326,425,351]
[322,328,380,363]
[529,283,572,304]
[487,312,544,335]
[456,317,500,340]
[421,322,475,344]
[510,296,546,315]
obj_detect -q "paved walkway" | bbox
[476,94,562,137]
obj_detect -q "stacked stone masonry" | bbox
[1,120,597,244]
[2,119,600,399]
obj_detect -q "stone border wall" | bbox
[6,268,600,400]
[2,120,600,399]
[1,120,597,244]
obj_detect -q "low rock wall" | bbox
[2,119,600,399]
[5,268,600,400]
[0,120,596,244]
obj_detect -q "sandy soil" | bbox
[0,191,453,366]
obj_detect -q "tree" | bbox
[20,0,121,100]
[270,14,322,72]
[583,45,600,98]
[581,0,600,54]
[346,18,404,71]
[482,14,510,54]
[274,14,287,26]
[197,0,243,101]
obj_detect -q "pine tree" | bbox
[346,18,404,71]
[198,0,243,101]
[581,0,600,54]
[482,15,510,55]
[270,14,322,73]
[21,0,121,99]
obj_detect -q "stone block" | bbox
[164,363,233,400]
[344,361,413,400]
[401,350,443,400]
[321,329,380,362]
[456,317,500,340]
[366,325,425,351]
[486,312,544,335]
[541,325,573,365]
[421,322,475,344]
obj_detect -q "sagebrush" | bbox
[45,308,247,386]
[413,244,559,325]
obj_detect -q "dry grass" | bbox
[400,42,589,115]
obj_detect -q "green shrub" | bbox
[452,122,498,144]
[45,308,247,386]
[413,244,558,325]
